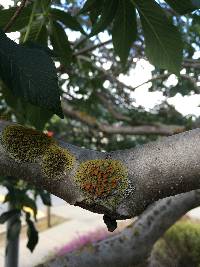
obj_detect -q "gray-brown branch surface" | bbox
[40,190,200,267]
[0,120,200,221]
[61,101,184,136]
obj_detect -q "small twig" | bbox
[3,0,28,32]
[73,39,112,56]
[132,73,171,90]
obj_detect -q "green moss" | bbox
[42,145,75,179]
[153,220,200,267]
[75,159,128,199]
[2,124,55,162]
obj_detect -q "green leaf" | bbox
[0,30,63,118]
[132,0,183,74]
[0,209,20,224]
[0,6,32,32]
[23,41,54,57]
[26,215,38,252]
[2,84,53,129]
[50,8,85,34]
[50,21,73,66]
[21,19,48,46]
[192,0,200,8]
[79,0,99,14]
[22,195,37,220]
[25,104,53,130]
[38,0,51,10]
[90,0,119,36]
[3,193,11,203]
[39,190,51,206]
[112,0,137,66]
[165,0,198,14]
[79,0,104,25]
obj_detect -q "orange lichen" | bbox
[75,159,128,198]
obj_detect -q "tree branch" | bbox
[182,59,200,69]
[61,100,185,136]
[73,39,112,56]
[96,92,132,122]
[0,120,200,221]
[3,0,28,32]
[39,190,200,267]
[98,123,184,136]
[77,55,137,95]
[77,56,199,97]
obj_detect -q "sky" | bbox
[1,0,200,117]
[119,60,200,116]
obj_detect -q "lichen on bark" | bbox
[1,124,75,179]
[1,124,54,162]
[42,145,75,179]
[74,159,128,210]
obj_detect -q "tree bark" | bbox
[0,121,200,220]
[39,190,200,267]
[61,101,184,136]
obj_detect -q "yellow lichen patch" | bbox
[42,145,75,179]
[1,124,76,179]
[2,124,55,162]
[75,159,128,198]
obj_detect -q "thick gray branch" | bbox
[0,121,200,220]
[40,190,200,267]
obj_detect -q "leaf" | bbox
[2,84,53,129]
[21,20,48,45]
[38,0,51,10]
[26,215,39,252]
[90,0,119,36]
[25,104,54,130]
[7,219,21,240]
[22,195,37,220]
[50,8,85,34]
[192,0,200,8]
[165,0,198,14]
[79,0,104,25]
[0,209,20,224]
[132,0,183,74]
[79,0,99,14]
[39,190,51,206]
[112,0,137,66]
[3,193,11,203]
[23,41,55,57]
[0,30,63,117]
[50,21,73,66]
[0,6,32,32]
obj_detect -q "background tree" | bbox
[0,0,200,266]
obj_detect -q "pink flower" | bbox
[57,228,113,256]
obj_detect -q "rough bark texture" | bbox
[39,190,200,267]
[0,120,200,220]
